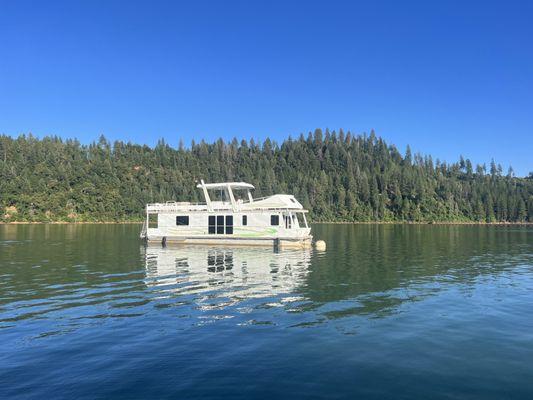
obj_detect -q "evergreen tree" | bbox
[0,132,531,223]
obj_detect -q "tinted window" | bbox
[208,215,216,234]
[209,215,235,234]
[271,215,279,226]
[225,215,233,234]
[242,215,247,226]
[176,216,189,225]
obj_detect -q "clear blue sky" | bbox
[1,0,532,175]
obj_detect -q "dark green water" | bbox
[1,224,533,399]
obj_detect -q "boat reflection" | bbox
[143,245,312,304]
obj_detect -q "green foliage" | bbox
[0,131,531,223]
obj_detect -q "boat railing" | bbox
[146,202,233,212]
[147,203,308,212]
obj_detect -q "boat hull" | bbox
[145,235,313,248]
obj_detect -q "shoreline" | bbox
[312,221,533,225]
[1,221,531,226]
[0,221,143,225]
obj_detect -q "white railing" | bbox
[146,199,308,213]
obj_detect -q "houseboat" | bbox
[140,181,312,247]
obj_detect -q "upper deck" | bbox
[146,194,306,213]
[146,181,307,214]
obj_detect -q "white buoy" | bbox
[315,240,326,251]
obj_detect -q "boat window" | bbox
[225,215,233,234]
[209,189,229,202]
[209,215,234,234]
[242,215,247,226]
[208,215,216,234]
[295,212,308,228]
[271,215,279,226]
[176,216,189,226]
[216,215,225,234]
[148,214,158,228]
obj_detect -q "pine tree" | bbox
[0,132,531,223]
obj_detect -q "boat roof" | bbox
[196,182,255,190]
[241,194,304,210]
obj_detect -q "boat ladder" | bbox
[140,220,147,239]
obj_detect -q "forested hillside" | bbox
[1,129,532,223]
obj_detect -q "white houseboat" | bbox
[140,181,312,247]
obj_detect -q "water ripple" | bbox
[1,225,533,399]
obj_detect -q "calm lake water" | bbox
[1,224,533,399]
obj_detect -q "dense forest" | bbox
[0,129,532,223]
